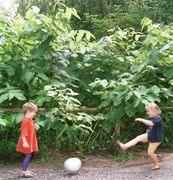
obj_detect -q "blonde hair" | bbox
[23,102,38,114]
[145,102,161,115]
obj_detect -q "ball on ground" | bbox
[64,157,82,174]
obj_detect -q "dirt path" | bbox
[1,152,173,180]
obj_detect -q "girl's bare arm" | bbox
[135,118,154,126]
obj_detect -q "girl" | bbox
[117,103,163,170]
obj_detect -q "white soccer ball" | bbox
[64,157,82,174]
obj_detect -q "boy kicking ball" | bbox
[117,103,163,170]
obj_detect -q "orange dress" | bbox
[16,118,38,154]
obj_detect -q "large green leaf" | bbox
[0,118,6,126]
[23,70,35,83]
[0,93,8,104]
[32,35,53,58]
[125,103,136,117]
[37,73,49,81]
[8,89,26,101]
[113,106,125,120]
[3,64,15,76]
[15,113,24,123]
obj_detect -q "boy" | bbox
[16,102,38,177]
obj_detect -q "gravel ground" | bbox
[1,152,173,180]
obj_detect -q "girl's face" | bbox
[146,108,158,118]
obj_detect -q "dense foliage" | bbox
[17,0,173,38]
[1,2,173,161]
[0,6,96,159]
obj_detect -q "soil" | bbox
[1,150,173,180]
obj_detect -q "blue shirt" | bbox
[147,115,163,142]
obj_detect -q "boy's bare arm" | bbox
[135,118,154,126]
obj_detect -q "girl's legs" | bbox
[147,143,161,170]
[117,133,148,151]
